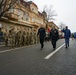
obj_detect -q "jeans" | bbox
[65,38,69,47]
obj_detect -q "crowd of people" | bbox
[0,25,72,50]
[37,25,59,50]
[0,27,39,48]
[38,25,71,50]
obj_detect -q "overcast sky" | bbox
[29,0,76,32]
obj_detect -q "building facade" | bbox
[48,21,59,31]
[0,0,47,33]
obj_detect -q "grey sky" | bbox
[29,0,76,32]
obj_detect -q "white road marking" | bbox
[0,49,14,53]
[0,44,37,54]
[44,43,65,59]
[0,47,22,53]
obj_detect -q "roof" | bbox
[20,0,29,9]
[48,21,59,29]
[27,1,38,9]
[38,11,43,17]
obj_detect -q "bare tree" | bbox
[0,0,18,18]
[59,22,66,30]
[43,5,57,21]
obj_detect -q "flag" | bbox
[47,28,50,32]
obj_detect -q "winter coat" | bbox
[37,27,46,39]
[62,29,71,39]
[50,29,59,41]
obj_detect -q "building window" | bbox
[18,10,21,19]
[32,8,34,11]
[18,10,24,20]
[18,0,20,3]
[8,7,14,13]
[23,12,29,21]
[18,10,21,16]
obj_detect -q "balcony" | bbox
[31,22,40,27]
[4,13,18,21]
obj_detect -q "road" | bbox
[0,39,76,75]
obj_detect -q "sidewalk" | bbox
[0,42,39,52]
[0,45,13,51]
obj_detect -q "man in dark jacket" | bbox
[37,25,46,50]
[62,26,71,48]
[50,26,59,50]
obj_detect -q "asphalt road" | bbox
[0,39,76,75]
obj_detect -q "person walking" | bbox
[4,29,8,46]
[62,26,71,48]
[50,26,59,50]
[37,25,46,50]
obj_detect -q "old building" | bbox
[0,0,46,32]
[48,21,59,31]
